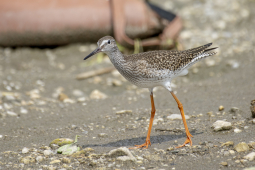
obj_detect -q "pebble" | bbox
[72,89,84,97]
[167,114,190,120]
[63,98,75,103]
[62,157,71,164]
[234,142,249,152]
[250,99,255,118]
[36,156,44,163]
[229,150,235,155]
[116,110,133,115]
[211,120,232,131]
[234,128,242,133]
[98,133,108,138]
[21,147,29,154]
[108,147,136,161]
[6,111,18,116]
[58,93,69,101]
[20,156,35,164]
[227,60,240,69]
[50,160,61,164]
[244,152,255,161]
[90,90,107,100]
[44,150,53,156]
[253,119,255,124]
[219,105,224,111]
[50,138,74,147]
[220,162,228,166]
[20,107,28,114]
[77,97,86,102]
[243,167,255,170]
[221,141,234,147]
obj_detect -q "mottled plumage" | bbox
[86,36,217,90]
[84,36,218,149]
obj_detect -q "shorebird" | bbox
[84,36,217,149]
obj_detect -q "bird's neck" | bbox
[105,47,125,67]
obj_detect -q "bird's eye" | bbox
[108,40,111,44]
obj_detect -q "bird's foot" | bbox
[129,139,151,149]
[176,132,193,148]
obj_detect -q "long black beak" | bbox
[84,47,101,60]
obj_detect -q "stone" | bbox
[167,114,190,120]
[21,147,29,154]
[98,133,108,138]
[244,152,255,161]
[50,160,61,164]
[36,156,44,163]
[6,111,18,116]
[219,105,224,111]
[108,147,136,162]
[234,128,242,133]
[211,120,232,131]
[20,107,28,114]
[234,142,249,152]
[20,156,35,164]
[44,150,53,156]
[72,89,84,97]
[90,90,107,100]
[243,167,255,170]
[116,110,133,115]
[221,141,234,147]
[58,93,69,101]
[50,138,74,147]
[62,157,71,164]
[220,162,228,166]
[251,99,255,118]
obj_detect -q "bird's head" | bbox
[84,36,117,60]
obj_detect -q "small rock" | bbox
[50,144,59,150]
[116,110,133,115]
[223,151,230,156]
[20,107,28,114]
[227,60,239,69]
[90,90,107,100]
[220,162,228,166]
[63,98,75,103]
[6,111,18,116]
[62,157,71,164]
[98,133,108,138]
[50,160,61,164]
[71,150,86,158]
[20,156,35,164]
[234,142,249,152]
[167,114,190,120]
[229,107,240,114]
[21,147,29,154]
[229,150,235,155]
[108,147,136,162]
[248,141,255,148]
[77,97,86,102]
[250,100,255,118]
[44,150,53,156]
[207,111,214,117]
[36,156,44,163]
[221,141,234,147]
[58,93,69,101]
[234,128,242,133]
[219,105,224,111]
[72,89,84,97]
[244,152,255,161]
[50,138,74,147]
[167,147,174,151]
[253,119,255,124]
[212,120,232,131]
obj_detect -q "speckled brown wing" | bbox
[125,43,216,72]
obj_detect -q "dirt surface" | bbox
[0,0,255,170]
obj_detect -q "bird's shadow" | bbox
[81,130,200,148]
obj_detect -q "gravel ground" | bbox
[0,0,255,169]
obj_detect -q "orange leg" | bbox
[170,92,193,148]
[130,92,155,149]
